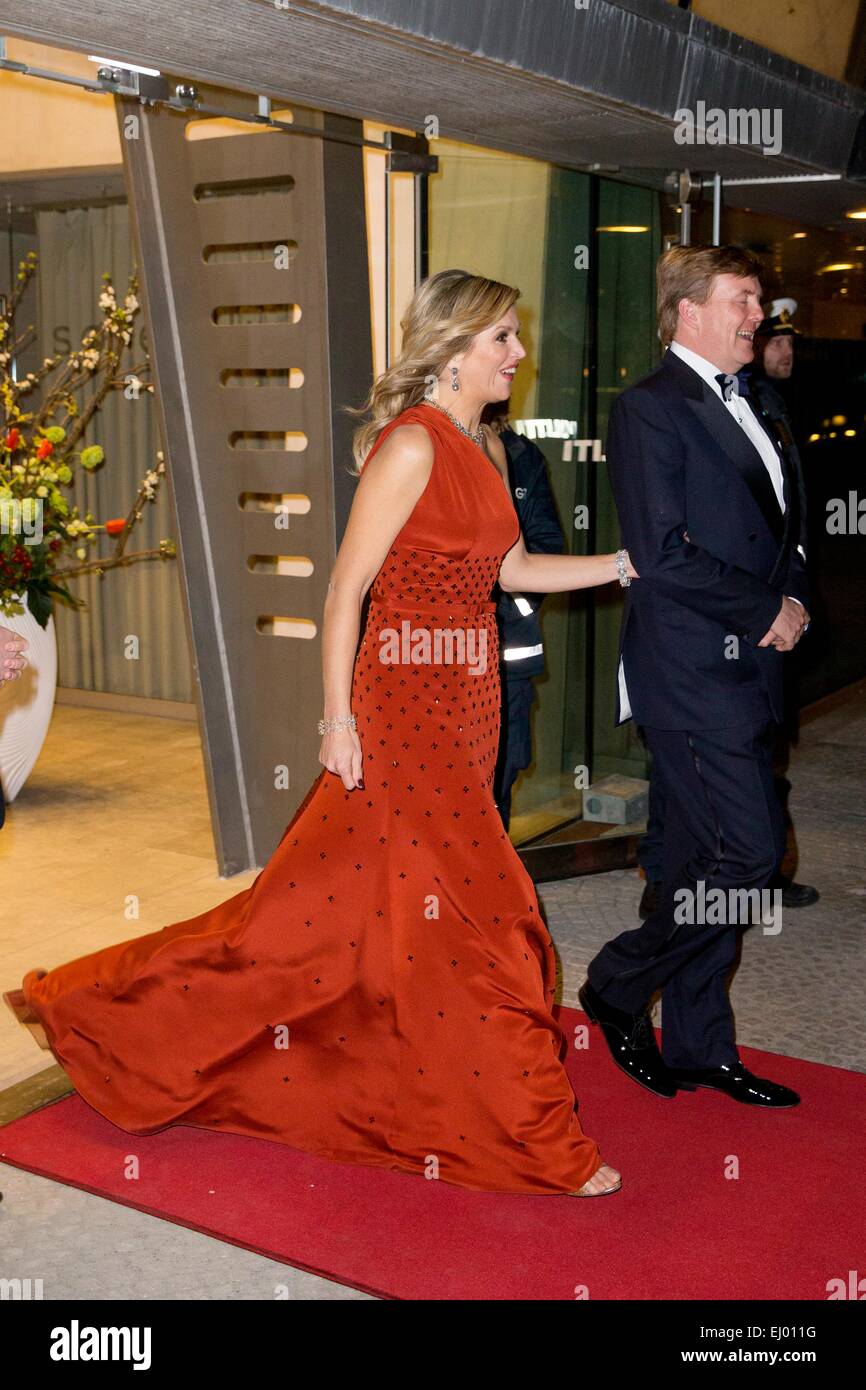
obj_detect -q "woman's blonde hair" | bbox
[349,268,520,472]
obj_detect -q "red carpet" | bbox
[2,1007,863,1300]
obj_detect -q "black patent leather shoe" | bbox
[779,879,820,909]
[578,980,678,1098]
[638,879,662,920]
[670,1060,800,1107]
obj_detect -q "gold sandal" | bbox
[571,1163,622,1197]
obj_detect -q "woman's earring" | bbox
[451,365,460,393]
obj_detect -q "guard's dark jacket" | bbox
[748,373,809,556]
[494,428,565,680]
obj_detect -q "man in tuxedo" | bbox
[635,301,818,915]
[580,244,809,1108]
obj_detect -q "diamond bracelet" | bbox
[317,713,357,736]
[615,549,631,588]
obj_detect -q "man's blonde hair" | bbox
[657,244,764,347]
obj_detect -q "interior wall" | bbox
[363,121,418,376]
[0,38,416,390]
[427,139,550,422]
[0,39,120,171]
[680,0,862,82]
[0,37,410,715]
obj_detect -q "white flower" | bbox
[143,467,161,497]
[75,546,87,560]
[98,289,116,311]
[125,293,139,312]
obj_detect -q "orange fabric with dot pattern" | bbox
[22,403,602,1194]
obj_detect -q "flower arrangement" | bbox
[0,251,176,629]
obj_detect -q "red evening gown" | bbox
[21,402,603,1194]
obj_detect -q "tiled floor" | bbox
[547,683,866,1073]
[1,683,863,1298]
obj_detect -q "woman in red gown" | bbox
[8,270,635,1197]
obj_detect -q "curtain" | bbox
[35,203,192,701]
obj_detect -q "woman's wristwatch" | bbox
[317,713,357,735]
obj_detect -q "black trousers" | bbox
[492,676,535,831]
[587,719,786,1069]
[635,729,665,882]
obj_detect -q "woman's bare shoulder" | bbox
[359,419,434,486]
[385,420,436,459]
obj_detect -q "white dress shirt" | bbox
[617,341,803,722]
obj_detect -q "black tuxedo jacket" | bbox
[608,348,809,730]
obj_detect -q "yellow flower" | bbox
[80,445,104,469]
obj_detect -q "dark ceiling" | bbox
[1,0,865,228]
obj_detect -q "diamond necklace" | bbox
[423,397,485,448]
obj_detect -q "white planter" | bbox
[0,590,58,804]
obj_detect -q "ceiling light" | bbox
[87,55,162,77]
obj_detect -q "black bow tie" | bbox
[715,370,752,401]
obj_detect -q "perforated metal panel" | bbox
[118,101,372,873]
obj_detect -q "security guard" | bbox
[489,421,565,830]
[750,304,808,560]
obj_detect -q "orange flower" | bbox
[104,518,127,536]
[36,439,54,459]
[5,428,21,450]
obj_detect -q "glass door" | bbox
[426,147,661,868]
